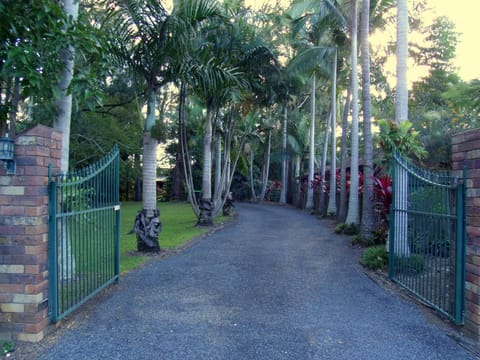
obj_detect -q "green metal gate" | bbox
[389,151,466,324]
[48,146,120,323]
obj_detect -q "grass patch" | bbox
[120,201,224,273]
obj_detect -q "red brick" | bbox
[0,245,25,255]
[24,187,48,197]
[467,263,480,276]
[24,224,48,235]
[1,206,25,216]
[11,309,48,324]
[25,281,47,295]
[0,284,25,293]
[24,243,47,255]
[24,207,47,217]
[466,272,480,285]
[24,318,49,334]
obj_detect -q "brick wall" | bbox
[452,129,480,339]
[0,125,61,342]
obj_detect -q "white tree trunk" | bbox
[361,0,375,237]
[259,129,271,201]
[279,104,288,205]
[327,50,338,216]
[215,134,222,197]
[199,107,214,225]
[249,149,257,201]
[394,0,410,256]
[396,0,409,123]
[55,0,79,280]
[319,115,330,214]
[345,0,360,225]
[143,91,158,214]
[306,75,316,210]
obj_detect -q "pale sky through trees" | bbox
[244,0,479,82]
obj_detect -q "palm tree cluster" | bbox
[1,0,475,248]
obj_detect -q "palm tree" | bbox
[326,48,338,216]
[107,0,220,248]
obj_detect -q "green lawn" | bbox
[119,201,219,273]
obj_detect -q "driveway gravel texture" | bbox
[15,203,480,359]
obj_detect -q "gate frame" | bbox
[48,146,120,323]
[389,150,466,325]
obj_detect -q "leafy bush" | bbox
[2,341,14,355]
[334,223,347,234]
[351,235,375,247]
[360,246,388,270]
[334,222,358,235]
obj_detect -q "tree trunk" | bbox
[345,0,360,226]
[318,113,330,215]
[54,0,79,279]
[259,129,272,201]
[249,149,258,201]
[360,0,375,238]
[134,90,160,252]
[338,84,352,223]
[54,0,79,173]
[394,0,410,255]
[327,50,338,216]
[198,106,214,226]
[215,134,222,198]
[279,104,288,205]
[172,84,187,201]
[396,0,409,123]
[306,75,316,210]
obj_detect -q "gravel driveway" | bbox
[18,203,480,359]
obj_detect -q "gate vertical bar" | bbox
[114,147,120,281]
[48,165,59,322]
[455,168,466,324]
[389,152,397,279]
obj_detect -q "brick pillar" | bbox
[0,125,61,342]
[452,129,480,339]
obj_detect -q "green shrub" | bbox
[2,341,14,355]
[334,223,347,234]
[360,246,388,270]
[334,222,358,235]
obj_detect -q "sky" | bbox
[244,0,479,82]
[432,0,479,81]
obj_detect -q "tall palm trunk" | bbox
[249,148,258,201]
[327,49,338,216]
[318,112,330,214]
[306,75,316,210]
[279,104,288,205]
[198,105,214,225]
[215,134,222,197]
[134,90,161,253]
[338,83,352,223]
[259,129,272,201]
[394,0,410,255]
[345,0,360,225]
[361,0,375,238]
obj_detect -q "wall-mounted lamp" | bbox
[0,136,16,175]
